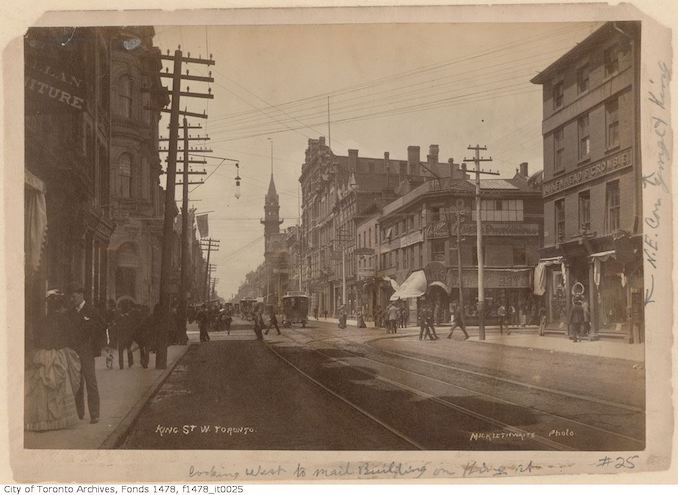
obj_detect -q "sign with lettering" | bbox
[25,36,86,114]
[425,221,539,239]
[543,148,633,197]
[445,268,532,289]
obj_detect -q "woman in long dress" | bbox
[25,290,82,431]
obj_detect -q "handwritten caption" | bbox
[186,454,640,481]
[155,425,255,437]
[643,60,672,306]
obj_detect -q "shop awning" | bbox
[589,250,616,261]
[390,270,427,301]
[428,280,450,294]
[533,257,563,296]
[383,276,399,291]
[25,172,47,273]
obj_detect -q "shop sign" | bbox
[447,268,532,288]
[425,221,539,239]
[543,148,633,197]
[25,38,86,114]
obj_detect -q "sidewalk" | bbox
[24,343,189,449]
[315,318,645,362]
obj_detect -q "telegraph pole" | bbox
[177,117,209,345]
[463,145,498,341]
[200,239,219,301]
[155,48,213,368]
[448,209,466,329]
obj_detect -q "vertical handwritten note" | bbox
[643,61,672,307]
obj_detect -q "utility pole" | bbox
[447,209,466,329]
[200,239,220,302]
[177,117,209,345]
[155,48,213,369]
[463,145,498,341]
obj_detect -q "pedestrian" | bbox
[569,297,586,342]
[447,304,469,340]
[253,309,264,340]
[374,304,382,328]
[497,303,507,335]
[581,299,591,339]
[25,289,82,432]
[424,302,439,339]
[399,305,406,328]
[197,304,210,342]
[387,303,399,334]
[68,286,105,424]
[417,303,433,340]
[265,309,281,336]
[314,306,319,320]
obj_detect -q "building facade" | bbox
[376,165,543,325]
[25,27,115,343]
[300,137,467,317]
[531,21,643,342]
[106,27,168,308]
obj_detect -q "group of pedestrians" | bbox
[192,303,233,342]
[252,308,281,340]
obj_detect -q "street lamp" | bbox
[234,162,241,199]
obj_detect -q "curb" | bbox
[99,344,193,449]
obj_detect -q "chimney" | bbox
[448,158,459,177]
[348,149,359,174]
[461,162,467,174]
[520,162,529,177]
[428,144,439,164]
[319,136,326,146]
[407,145,420,175]
[384,152,391,187]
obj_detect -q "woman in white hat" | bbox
[24,290,82,431]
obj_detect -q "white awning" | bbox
[383,276,399,291]
[390,270,427,301]
[589,250,616,261]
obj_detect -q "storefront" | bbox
[535,236,644,342]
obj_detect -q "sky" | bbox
[153,21,603,301]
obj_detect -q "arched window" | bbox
[117,75,132,118]
[119,153,132,198]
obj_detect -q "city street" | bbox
[121,318,645,451]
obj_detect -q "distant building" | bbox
[261,173,290,308]
[300,137,468,317]
[531,21,643,341]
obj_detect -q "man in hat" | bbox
[568,296,586,343]
[68,286,106,423]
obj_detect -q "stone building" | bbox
[377,164,543,325]
[531,21,643,341]
[106,27,168,308]
[300,137,467,317]
[24,27,115,343]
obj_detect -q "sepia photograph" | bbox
[5,0,675,483]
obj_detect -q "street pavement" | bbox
[24,317,645,450]
[120,317,645,451]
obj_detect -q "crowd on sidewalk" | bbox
[24,286,185,433]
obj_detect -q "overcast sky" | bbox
[153,21,602,301]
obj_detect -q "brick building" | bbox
[24,27,115,344]
[531,21,643,341]
[300,138,466,317]
[376,164,542,325]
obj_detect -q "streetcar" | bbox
[281,292,309,328]
[239,298,257,320]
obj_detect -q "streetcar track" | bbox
[264,342,426,450]
[267,336,572,451]
[292,328,643,413]
[279,328,644,449]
